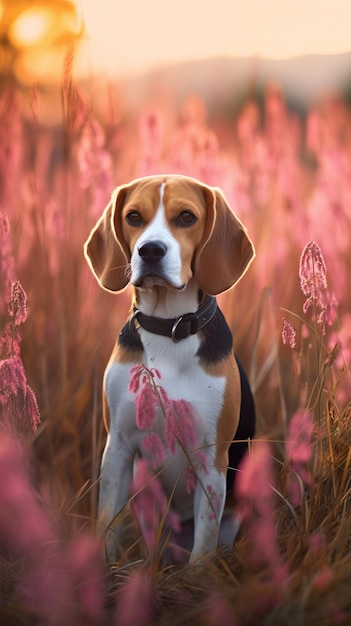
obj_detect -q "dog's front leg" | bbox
[190,468,226,563]
[98,431,134,562]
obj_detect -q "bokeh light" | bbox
[9,8,53,47]
[0,0,84,85]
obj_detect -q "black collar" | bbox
[132,296,217,343]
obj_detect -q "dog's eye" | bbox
[126,211,143,226]
[176,211,197,227]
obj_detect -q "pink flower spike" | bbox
[0,355,40,433]
[282,318,296,348]
[0,322,22,358]
[131,459,180,555]
[286,409,313,506]
[298,241,338,334]
[312,566,334,591]
[159,385,171,406]
[8,281,28,325]
[0,211,15,312]
[25,385,41,432]
[128,364,144,393]
[67,533,104,622]
[299,240,328,321]
[113,570,156,626]
[135,385,157,430]
[0,432,53,554]
[208,591,237,626]
[286,410,313,466]
[184,464,197,494]
[235,441,289,583]
[165,398,198,455]
[151,368,161,379]
[0,355,27,400]
[142,432,165,468]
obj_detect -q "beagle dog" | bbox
[84,174,255,563]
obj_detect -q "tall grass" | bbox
[1,65,351,624]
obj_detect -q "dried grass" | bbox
[1,71,351,624]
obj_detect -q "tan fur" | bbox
[102,337,142,432]
[84,175,255,295]
[202,357,242,474]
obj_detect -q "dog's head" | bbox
[84,175,255,296]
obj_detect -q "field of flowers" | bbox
[1,56,351,624]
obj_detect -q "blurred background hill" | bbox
[1,0,351,118]
[105,51,351,115]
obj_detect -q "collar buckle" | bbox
[171,315,184,343]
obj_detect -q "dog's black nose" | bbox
[138,241,167,264]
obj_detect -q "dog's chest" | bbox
[105,332,226,441]
[104,329,228,518]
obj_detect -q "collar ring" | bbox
[171,315,184,343]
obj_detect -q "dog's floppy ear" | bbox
[194,186,255,295]
[84,186,130,292]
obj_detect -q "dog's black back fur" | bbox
[226,358,256,491]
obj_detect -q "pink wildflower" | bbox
[25,385,41,432]
[0,356,40,433]
[67,533,105,623]
[309,531,326,555]
[129,364,160,394]
[299,241,337,334]
[184,465,197,494]
[129,365,207,494]
[138,109,164,176]
[286,410,313,466]
[129,364,143,393]
[0,211,15,311]
[317,289,338,329]
[0,432,70,624]
[312,566,334,591]
[130,365,160,430]
[131,458,180,555]
[282,317,296,348]
[208,591,237,626]
[113,570,157,626]
[236,441,288,583]
[0,355,27,402]
[299,240,327,308]
[8,280,28,325]
[160,390,208,492]
[142,432,165,468]
[286,410,313,506]
[0,322,21,357]
[164,397,197,455]
[135,384,157,430]
[0,432,53,554]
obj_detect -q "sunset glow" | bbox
[9,8,52,47]
[79,0,351,77]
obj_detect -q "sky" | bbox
[78,0,351,78]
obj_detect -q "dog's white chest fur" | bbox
[104,332,226,516]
